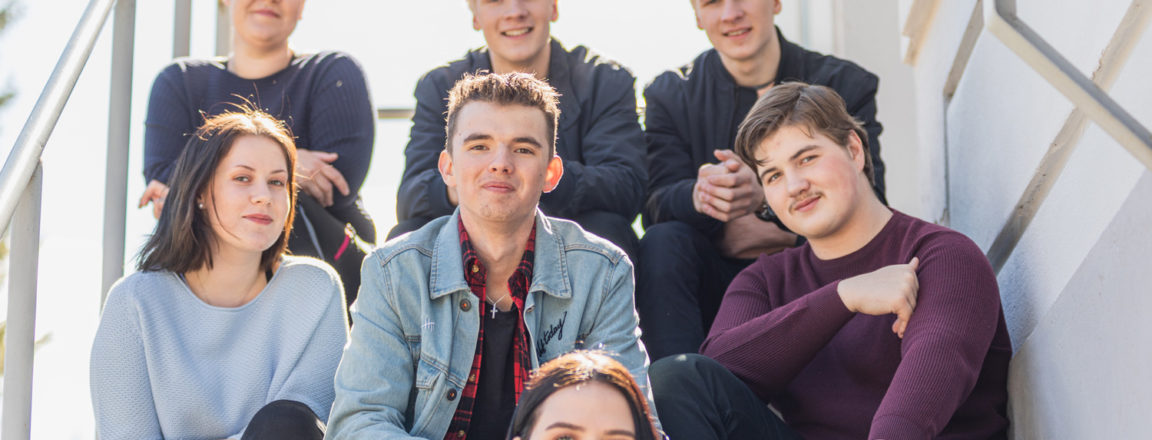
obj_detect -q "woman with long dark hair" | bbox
[507,351,661,440]
[138,0,375,307]
[91,109,347,440]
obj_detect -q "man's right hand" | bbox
[138,180,169,219]
[837,257,921,338]
[693,150,765,222]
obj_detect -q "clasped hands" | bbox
[694,149,795,259]
[139,149,349,218]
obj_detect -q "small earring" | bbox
[198,202,204,209]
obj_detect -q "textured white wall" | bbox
[898,0,1152,436]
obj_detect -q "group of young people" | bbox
[91,0,1013,439]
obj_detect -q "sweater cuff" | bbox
[808,281,855,321]
[869,414,932,440]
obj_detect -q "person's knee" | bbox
[640,222,698,252]
[649,353,716,394]
[243,400,323,440]
[572,211,639,255]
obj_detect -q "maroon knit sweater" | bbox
[701,210,1010,439]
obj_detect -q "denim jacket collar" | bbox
[428,208,571,301]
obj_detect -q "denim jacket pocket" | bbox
[412,358,446,435]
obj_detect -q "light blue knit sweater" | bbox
[90,256,348,439]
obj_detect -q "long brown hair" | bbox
[506,351,660,440]
[138,107,298,275]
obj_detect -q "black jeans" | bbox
[241,400,325,440]
[636,221,753,360]
[649,354,801,440]
[387,210,641,264]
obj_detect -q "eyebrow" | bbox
[512,137,544,149]
[233,165,288,174]
[758,144,820,180]
[545,423,634,438]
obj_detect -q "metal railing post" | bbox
[2,164,43,440]
[216,0,231,56]
[101,0,135,302]
[173,0,191,58]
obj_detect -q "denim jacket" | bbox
[326,210,657,439]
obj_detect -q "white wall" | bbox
[892,0,1152,436]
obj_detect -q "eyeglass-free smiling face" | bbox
[754,124,869,243]
[470,0,559,72]
[439,101,563,226]
[201,135,292,257]
[693,0,781,65]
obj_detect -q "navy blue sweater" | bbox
[143,51,375,212]
[643,29,885,235]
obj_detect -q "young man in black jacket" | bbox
[392,0,646,261]
[638,0,887,360]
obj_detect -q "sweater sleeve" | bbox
[700,263,856,400]
[306,53,376,211]
[143,63,194,185]
[326,253,425,439]
[396,72,456,222]
[90,279,164,440]
[868,235,1002,439]
[642,76,722,234]
[541,70,646,219]
[267,267,349,423]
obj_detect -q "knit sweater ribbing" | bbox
[90,256,348,440]
[701,211,1011,439]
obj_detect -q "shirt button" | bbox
[446,388,458,401]
[472,264,479,273]
[457,430,466,438]
[469,373,476,382]
[460,299,471,312]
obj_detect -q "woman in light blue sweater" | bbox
[91,108,348,440]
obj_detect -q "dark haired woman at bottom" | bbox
[507,351,661,440]
[91,109,347,439]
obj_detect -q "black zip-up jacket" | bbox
[643,29,885,235]
[396,39,647,223]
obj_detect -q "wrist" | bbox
[836,279,856,313]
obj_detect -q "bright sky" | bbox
[0,1,813,437]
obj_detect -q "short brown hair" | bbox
[444,72,561,156]
[733,82,874,186]
[138,107,298,275]
[506,351,660,440]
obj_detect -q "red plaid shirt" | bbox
[444,218,535,440]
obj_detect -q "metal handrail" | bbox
[986,0,1152,170]
[0,0,117,234]
[0,0,133,438]
[983,0,1152,271]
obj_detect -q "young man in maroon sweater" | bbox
[648,83,1011,439]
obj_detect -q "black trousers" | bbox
[387,210,640,265]
[649,354,801,440]
[241,400,325,440]
[636,221,753,360]
[288,194,374,323]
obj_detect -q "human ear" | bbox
[542,154,564,193]
[551,0,559,22]
[438,149,456,187]
[773,0,782,15]
[847,131,865,171]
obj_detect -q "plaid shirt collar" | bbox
[445,217,536,439]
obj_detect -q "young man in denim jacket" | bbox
[327,73,657,439]
[392,0,646,262]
